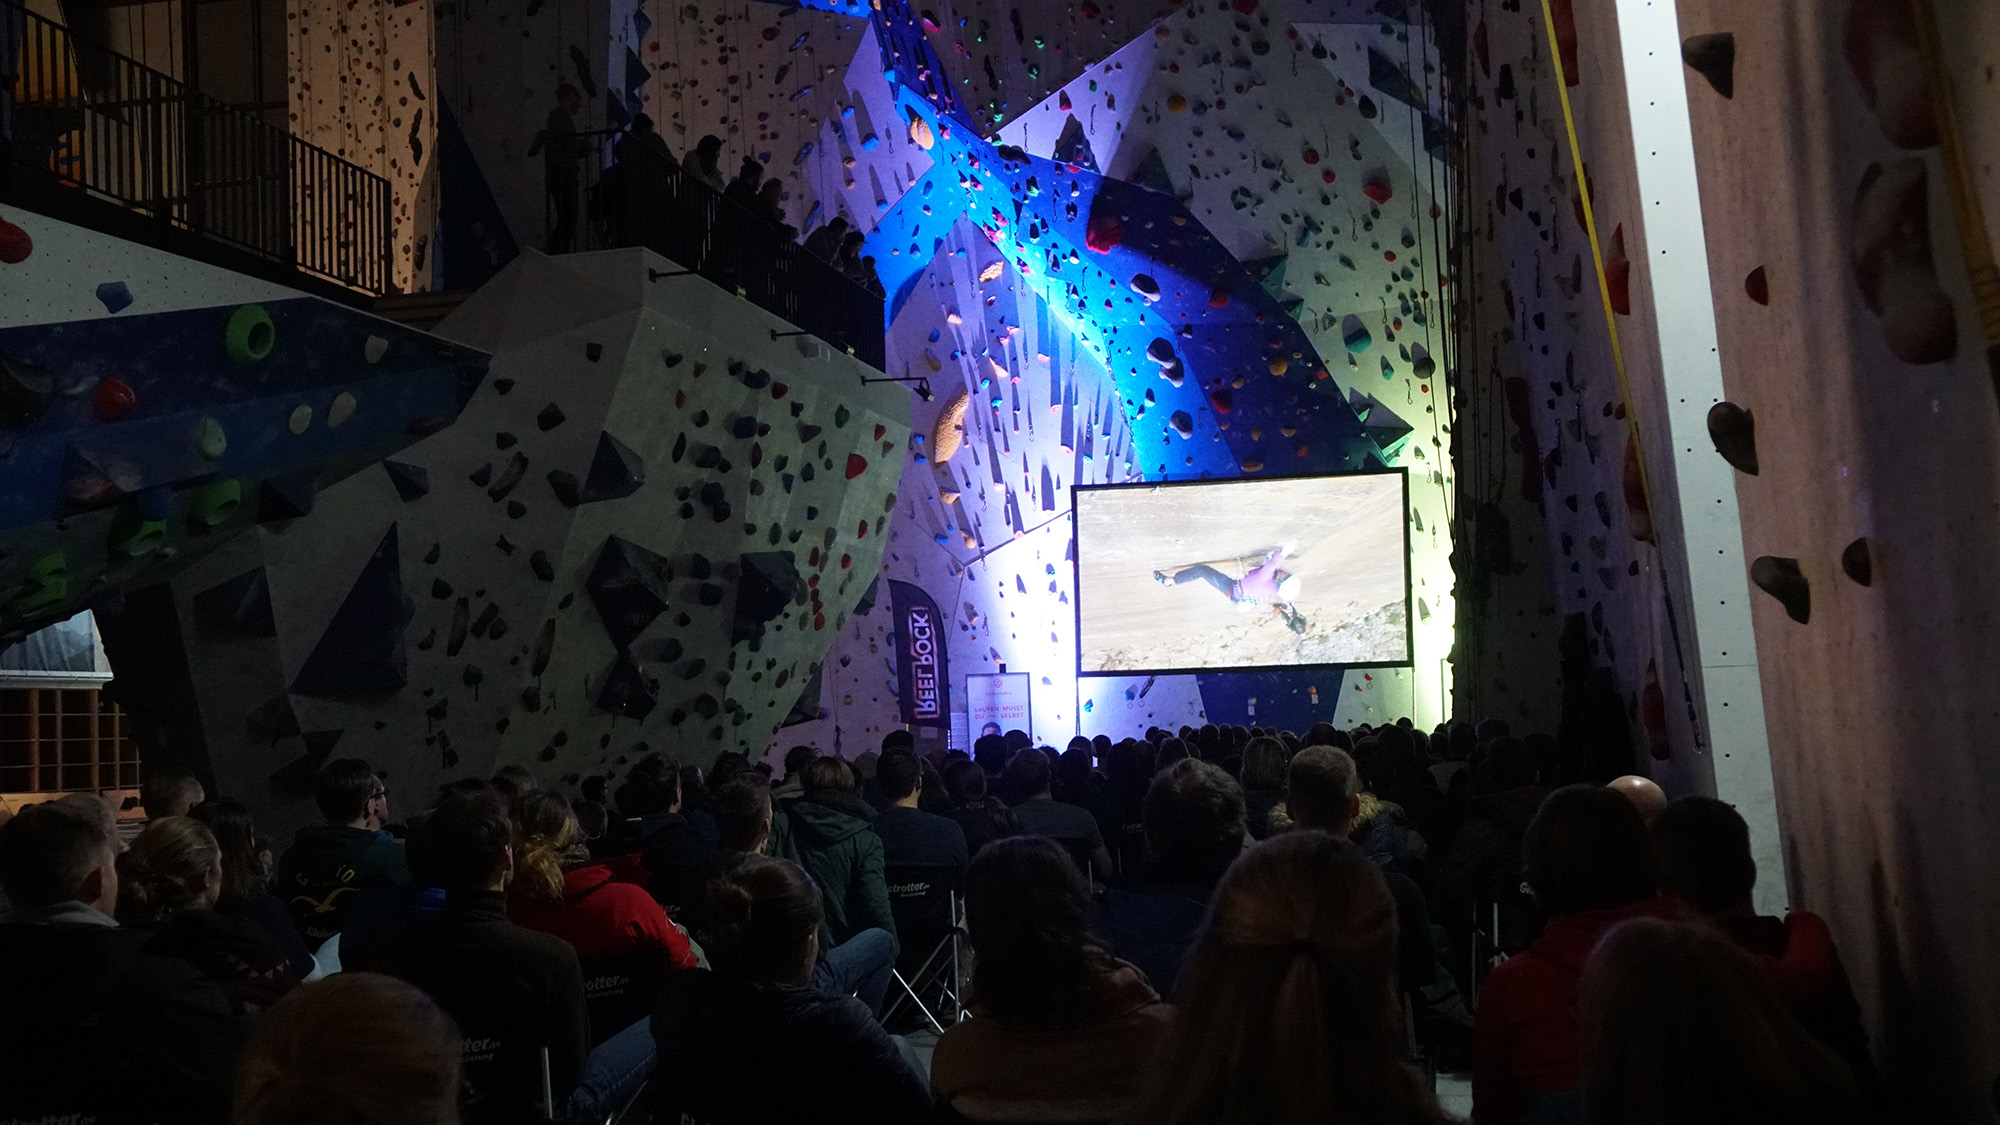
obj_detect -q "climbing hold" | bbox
[1750,556,1811,624]
[193,568,277,637]
[846,453,868,479]
[288,404,313,434]
[291,524,411,696]
[1623,439,1654,543]
[1852,160,1956,365]
[1845,0,1937,149]
[0,354,55,425]
[1267,357,1288,376]
[365,336,389,363]
[1605,225,1631,316]
[1681,33,1735,98]
[1705,402,1758,475]
[188,480,242,529]
[1341,314,1373,354]
[1085,195,1122,252]
[1169,410,1194,438]
[1745,265,1769,305]
[1131,274,1160,302]
[257,471,317,522]
[224,305,276,365]
[94,378,135,422]
[96,282,133,314]
[537,403,566,431]
[1841,538,1874,586]
[327,392,357,428]
[1362,169,1393,206]
[383,460,430,501]
[0,214,32,263]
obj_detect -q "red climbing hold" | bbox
[840,554,852,569]
[0,214,31,264]
[1085,205,1122,253]
[1230,0,1256,12]
[857,520,869,538]
[1362,171,1393,205]
[771,381,788,399]
[1745,265,1769,305]
[1302,146,1319,165]
[846,453,868,479]
[1209,288,1229,308]
[1606,224,1632,316]
[873,423,886,441]
[1550,0,1580,86]
[94,378,135,422]
[1207,389,1233,414]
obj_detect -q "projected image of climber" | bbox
[1073,471,1412,675]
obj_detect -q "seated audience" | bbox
[1099,759,1246,997]
[192,797,317,978]
[781,755,897,945]
[1472,784,1674,1125]
[1578,918,1869,1124]
[972,732,1009,777]
[277,758,408,947]
[872,749,969,872]
[1005,747,1113,874]
[232,972,461,1125]
[118,816,301,1013]
[1239,736,1287,839]
[934,837,1173,1123]
[1652,795,1874,1083]
[945,757,1020,856]
[1056,741,1125,849]
[1367,724,1448,850]
[373,789,592,1125]
[603,753,716,917]
[1438,735,1547,971]
[0,795,245,1124]
[509,789,698,969]
[142,767,206,820]
[1120,832,1453,1125]
[655,856,929,1124]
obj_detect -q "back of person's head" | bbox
[0,797,119,909]
[1651,796,1757,914]
[1142,759,1247,886]
[782,745,816,778]
[141,769,204,820]
[1126,832,1445,1125]
[695,133,722,156]
[944,757,991,806]
[703,855,822,981]
[736,155,762,180]
[1475,717,1513,742]
[827,215,850,233]
[415,790,512,896]
[1241,737,1286,791]
[191,797,271,903]
[1525,785,1657,914]
[801,755,857,794]
[314,759,379,824]
[1003,728,1032,752]
[1092,734,1112,758]
[1484,736,1540,790]
[965,836,1109,1030]
[972,733,1008,775]
[630,112,655,132]
[1003,746,1053,798]
[1285,746,1359,833]
[708,751,751,790]
[879,728,916,754]
[712,773,774,852]
[1349,737,1399,794]
[512,791,581,903]
[233,972,461,1125]
[615,753,679,816]
[1155,738,1189,768]
[678,765,708,810]
[1374,723,1417,769]
[117,816,220,925]
[852,751,880,783]
[1580,918,1863,1125]
[490,765,538,806]
[877,750,923,803]
[1054,746,1093,792]
[1305,722,1337,746]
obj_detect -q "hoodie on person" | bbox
[275,823,410,947]
[778,791,896,944]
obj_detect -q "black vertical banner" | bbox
[888,579,950,728]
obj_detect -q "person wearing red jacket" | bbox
[1472,785,1675,1125]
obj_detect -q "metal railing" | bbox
[0,1,393,294]
[562,132,887,369]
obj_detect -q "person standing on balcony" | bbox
[723,156,764,210]
[528,83,585,253]
[685,134,727,193]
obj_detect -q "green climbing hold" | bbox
[4,552,68,620]
[834,404,851,428]
[193,415,227,460]
[107,508,167,557]
[224,304,276,365]
[189,480,242,529]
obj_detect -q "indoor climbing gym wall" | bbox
[125,248,907,835]
[1672,0,2000,1114]
[287,0,439,292]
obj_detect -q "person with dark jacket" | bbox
[1652,796,1875,1088]
[276,758,409,947]
[780,756,897,944]
[1238,737,1288,840]
[945,757,1020,856]
[655,856,929,1124]
[0,795,247,1124]
[117,816,301,1014]
[1098,759,1245,998]
[1006,748,1114,874]
[190,797,316,979]
[601,753,717,918]
[374,790,590,1125]
[1439,736,1548,971]
[872,749,969,873]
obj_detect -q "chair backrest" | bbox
[884,863,959,968]
[581,949,670,1048]
[450,1008,557,1124]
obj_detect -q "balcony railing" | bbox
[567,133,887,370]
[0,1,393,295]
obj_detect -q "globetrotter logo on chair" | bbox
[888,579,951,727]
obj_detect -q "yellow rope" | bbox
[1537,0,1664,541]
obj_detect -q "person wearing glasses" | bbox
[276,760,409,948]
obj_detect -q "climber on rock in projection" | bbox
[1154,545,1309,634]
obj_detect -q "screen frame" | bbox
[1069,467,1415,678]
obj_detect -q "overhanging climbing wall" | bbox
[132,248,907,833]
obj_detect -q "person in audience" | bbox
[723,155,764,209]
[837,229,869,281]
[1438,735,1547,975]
[510,789,698,969]
[712,771,777,860]
[945,757,1020,856]
[142,768,206,821]
[678,763,719,841]
[1239,736,1287,839]
[772,744,817,803]
[859,253,886,297]
[0,795,246,1124]
[1651,795,1874,1083]
[614,112,675,168]
[757,177,796,238]
[872,749,969,873]
[277,758,408,948]
[118,816,300,1013]
[972,732,1009,777]
[1056,741,1125,849]
[781,755,897,945]
[191,797,316,978]
[373,789,590,1125]
[604,753,716,917]
[1472,784,1673,1125]
[1367,724,1448,850]
[1608,773,1668,822]
[1099,759,1246,997]
[1005,747,1114,874]
[935,836,1173,1123]
[655,856,929,1124]
[338,803,449,973]
[490,764,539,807]
[1347,742,1429,884]
[1578,918,1869,1125]
[233,972,461,1125]
[684,133,727,192]
[803,214,851,261]
[1121,831,1454,1125]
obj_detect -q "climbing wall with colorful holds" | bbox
[130,247,905,832]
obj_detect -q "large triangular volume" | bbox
[593,651,658,719]
[732,551,801,643]
[193,568,277,637]
[1126,148,1176,197]
[584,534,671,648]
[291,524,411,697]
[257,469,318,523]
[580,432,645,503]
[1052,115,1099,172]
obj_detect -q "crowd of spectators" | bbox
[0,716,1880,1124]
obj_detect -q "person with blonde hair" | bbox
[1578,918,1870,1124]
[1119,831,1453,1125]
[234,972,461,1125]
[119,816,299,1013]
